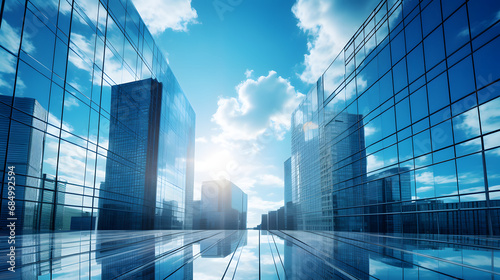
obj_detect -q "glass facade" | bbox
[284,157,295,230]
[2,230,499,279]
[291,0,500,234]
[0,0,195,233]
[195,180,248,230]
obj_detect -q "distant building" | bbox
[268,211,277,230]
[284,158,295,230]
[277,207,285,230]
[198,179,248,230]
[0,96,46,234]
[261,214,268,230]
[192,200,202,230]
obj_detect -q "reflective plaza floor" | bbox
[1,230,499,279]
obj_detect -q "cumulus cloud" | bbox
[292,0,378,84]
[132,0,198,34]
[195,71,303,227]
[212,71,304,144]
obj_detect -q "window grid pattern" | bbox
[0,0,195,232]
[291,0,500,235]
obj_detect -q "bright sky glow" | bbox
[131,0,379,227]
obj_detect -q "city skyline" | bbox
[1,0,500,278]
[128,0,383,228]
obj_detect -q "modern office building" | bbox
[283,157,295,230]
[267,210,277,230]
[260,213,268,230]
[0,0,195,232]
[196,180,248,230]
[290,0,500,235]
[0,96,46,234]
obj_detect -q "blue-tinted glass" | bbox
[448,56,475,102]
[53,38,69,85]
[410,87,428,122]
[413,129,432,157]
[447,43,471,66]
[426,60,446,81]
[477,80,500,105]
[412,117,429,134]
[441,0,465,19]
[485,148,500,191]
[355,47,366,69]
[398,137,413,161]
[455,138,482,157]
[474,36,500,90]
[381,107,396,138]
[427,72,450,113]
[402,0,419,19]
[453,108,481,143]
[379,72,393,102]
[389,4,403,31]
[451,93,476,116]
[421,0,442,36]
[13,61,51,115]
[0,0,25,54]
[467,0,500,38]
[443,6,469,55]
[391,31,406,64]
[405,14,422,51]
[415,166,435,199]
[424,26,445,69]
[395,97,411,130]
[376,21,389,44]
[361,62,378,93]
[21,9,56,73]
[393,58,407,93]
[456,153,485,194]
[430,106,451,126]
[433,146,454,163]
[0,47,17,97]
[433,160,458,197]
[407,44,425,83]
[58,0,73,37]
[377,45,391,75]
[479,97,500,134]
[398,126,412,140]
[431,120,453,150]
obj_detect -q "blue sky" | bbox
[131,0,379,227]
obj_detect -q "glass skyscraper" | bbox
[0,0,195,233]
[291,0,500,235]
[196,179,248,230]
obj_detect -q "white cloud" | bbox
[64,95,80,110]
[212,70,304,143]
[195,137,208,143]
[292,0,378,84]
[367,154,384,173]
[131,0,198,34]
[249,196,284,213]
[364,125,377,137]
[259,174,284,187]
[0,20,34,54]
[195,71,303,228]
[244,69,254,78]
